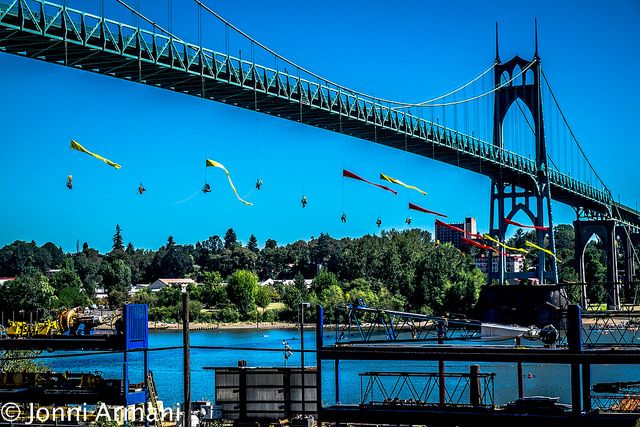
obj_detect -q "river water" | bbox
[47,328,640,409]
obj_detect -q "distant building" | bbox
[149,278,196,292]
[94,287,108,300]
[46,269,61,278]
[475,254,525,274]
[129,283,150,296]
[260,278,312,289]
[0,277,14,286]
[435,217,477,249]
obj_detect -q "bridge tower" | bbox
[488,26,558,285]
[573,220,637,310]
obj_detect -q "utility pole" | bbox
[182,285,191,427]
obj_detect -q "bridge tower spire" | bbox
[488,35,558,286]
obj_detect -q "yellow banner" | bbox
[70,139,121,169]
[206,159,252,205]
[483,234,528,254]
[380,173,426,195]
[525,241,561,262]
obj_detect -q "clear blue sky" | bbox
[0,0,638,254]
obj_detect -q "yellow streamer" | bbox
[206,159,252,205]
[525,241,561,262]
[70,140,121,169]
[483,234,528,254]
[380,173,426,195]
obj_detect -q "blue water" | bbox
[47,329,640,409]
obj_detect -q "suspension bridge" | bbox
[0,0,638,288]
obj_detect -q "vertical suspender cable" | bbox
[168,0,172,34]
[65,1,72,179]
[253,41,261,188]
[138,31,144,192]
[299,68,305,204]
[340,110,345,219]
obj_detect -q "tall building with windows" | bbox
[435,217,477,249]
[475,254,525,274]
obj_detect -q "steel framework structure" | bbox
[0,0,638,232]
[359,371,496,408]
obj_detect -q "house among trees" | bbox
[0,277,14,286]
[260,278,312,289]
[149,278,196,292]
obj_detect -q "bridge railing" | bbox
[0,0,621,222]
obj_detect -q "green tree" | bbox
[0,240,38,276]
[312,271,338,295]
[554,224,575,252]
[165,236,176,250]
[259,246,288,280]
[443,268,484,314]
[286,240,311,276]
[73,251,100,298]
[309,233,341,272]
[50,260,87,309]
[315,284,345,321]
[264,239,278,249]
[156,285,181,308]
[131,287,157,307]
[412,243,461,314]
[226,270,258,319]
[200,271,227,307]
[161,245,194,278]
[112,224,124,251]
[188,300,203,322]
[1,272,55,312]
[247,235,259,253]
[294,271,309,300]
[255,286,272,309]
[344,278,378,307]
[224,228,238,250]
[99,258,132,306]
[585,247,607,303]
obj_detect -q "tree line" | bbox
[0,223,631,324]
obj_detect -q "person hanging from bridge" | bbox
[256,179,262,190]
[66,175,73,189]
[202,183,211,193]
[301,196,307,208]
[376,218,382,227]
[341,213,347,223]
[138,183,146,195]
[205,159,252,205]
[405,217,412,225]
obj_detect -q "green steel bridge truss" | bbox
[1,0,638,230]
